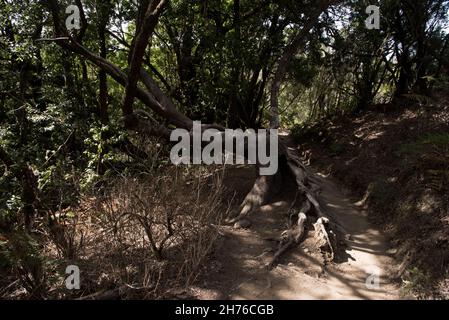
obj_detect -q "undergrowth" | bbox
[1,150,230,299]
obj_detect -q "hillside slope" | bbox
[295,91,449,298]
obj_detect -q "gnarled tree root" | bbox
[235,136,344,268]
[267,198,308,269]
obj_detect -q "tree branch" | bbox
[43,0,192,131]
[270,0,342,128]
[122,0,167,118]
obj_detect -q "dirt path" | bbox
[192,168,400,300]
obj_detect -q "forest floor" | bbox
[188,90,449,300]
[188,166,400,300]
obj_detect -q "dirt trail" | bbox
[192,167,400,300]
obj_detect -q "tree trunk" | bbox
[270,0,339,128]
[0,146,39,232]
[96,2,111,175]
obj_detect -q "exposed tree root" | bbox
[267,193,308,269]
[313,217,335,261]
[227,174,279,224]
[235,136,344,267]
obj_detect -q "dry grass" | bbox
[70,166,229,299]
[1,165,231,299]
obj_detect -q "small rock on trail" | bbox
[234,219,252,229]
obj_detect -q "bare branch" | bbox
[270,0,343,128]
[122,0,167,118]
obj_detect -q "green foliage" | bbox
[2,232,59,297]
[329,142,346,155]
[417,133,449,147]
[398,133,449,192]
[398,133,449,156]
[0,239,12,269]
[369,179,400,209]
[401,267,434,299]
[290,122,331,145]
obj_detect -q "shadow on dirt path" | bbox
[191,167,400,300]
